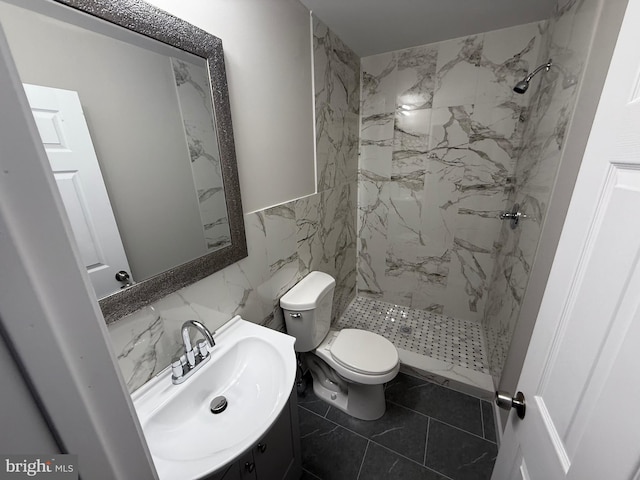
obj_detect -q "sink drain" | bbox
[400,325,412,335]
[210,396,228,414]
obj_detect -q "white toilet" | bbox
[280,271,399,420]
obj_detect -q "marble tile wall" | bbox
[482,0,603,383]
[171,58,231,251]
[109,18,359,393]
[314,17,360,192]
[311,15,360,317]
[358,22,545,322]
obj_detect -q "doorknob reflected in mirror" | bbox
[496,390,526,419]
[500,203,527,229]
[115,270,132,288]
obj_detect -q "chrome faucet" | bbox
[171,320,216,384]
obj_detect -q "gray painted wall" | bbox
[0,1,208,281]
[146,0,316,213]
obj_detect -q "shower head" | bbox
[513,80,530,94]
[513,59,552,94]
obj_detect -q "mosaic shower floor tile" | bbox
[335,297,490,374]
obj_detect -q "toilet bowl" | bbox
[280,271,399,420]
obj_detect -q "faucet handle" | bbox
[186,349,196,367]
[196,340,210,359]
[171,359,184,380]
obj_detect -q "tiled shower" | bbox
[336,298,489,374]
[351,0,598,389]
[354,20,546,392]
[357,21,544,321]
[110,0,601,401]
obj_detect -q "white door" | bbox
[492,1,640,479]
[23,83,133,298]
[0,25,156,478]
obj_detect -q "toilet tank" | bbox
[280,271,335,352]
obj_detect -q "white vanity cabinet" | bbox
[202,389,301,480]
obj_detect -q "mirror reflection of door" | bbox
[23,83,133,298]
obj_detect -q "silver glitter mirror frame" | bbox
[49,0,247,323]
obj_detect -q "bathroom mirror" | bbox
[0,0,246,323]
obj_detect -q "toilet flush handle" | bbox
[289,313,302,319]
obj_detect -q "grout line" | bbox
[424,417,430,466]
[479,398,486,439]
[385,399,437,422]
[299,407,371,442]
[431,416,498,445]
[386,400,496,444]
[355,441,369,480]
[370,441,456,480]
[395,370,490,401]
[299,403,325,418]
[426,464,455,479]
[301,467,323,480]
[300,406,436,468]
[297,384,329,418]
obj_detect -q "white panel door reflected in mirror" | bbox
[24,83,133,298]
[0,0,236,304]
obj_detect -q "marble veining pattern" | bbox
[109,20,358,393]
[314,16,360,192]
[108,308,170,388]
[358,21,545,322]
[171,58,230,251]
[482,0,599,383]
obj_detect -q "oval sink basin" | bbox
[132,316,296,480]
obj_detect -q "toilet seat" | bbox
[314,329,399,385]
[331,329,398,375]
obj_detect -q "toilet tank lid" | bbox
[280,271,336,310]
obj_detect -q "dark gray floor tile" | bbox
[358,442,447,480]
[301,468,322,480]
[298,406,368,480]
[326,402,428,463]
[298,384,330,417]
[386,373,483,436]
[426,420,498,480]
[481,400,497,443]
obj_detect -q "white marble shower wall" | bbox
[108,18,360,393]
[483,0,604,383]
[358,22,546,322]
[171,58,231,251]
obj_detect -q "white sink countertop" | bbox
[132,316,297,480]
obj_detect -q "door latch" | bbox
[496,391,526,419]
